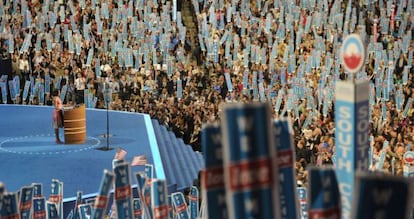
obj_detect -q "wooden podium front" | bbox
[63,104,86,144]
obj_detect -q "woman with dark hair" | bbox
[52,89,64,144]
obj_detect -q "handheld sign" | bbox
[33,197,47,219]
[221,103,280,219]
[114,162,133,219]
[172,192,189,219]
[0,193,19,219]
[308,167,341,219]
[341,34,365,74]
[92,170,114,219]
[403,151,414,165]
[151,179,168,219]
[19,186,34,219]
[352,172,414,219]
[297,187,308,219]
[188,186,199,219]
[273,119,300,219]
[201,123,227,219]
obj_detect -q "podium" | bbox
[63,104,86,144]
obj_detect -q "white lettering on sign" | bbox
[373,188,392,205]
[356,105,369,171]
[322,176,332,204]
[211,133,221,145]
[237,116,254,153]
[337,107,352,167]
[339,183,352,219]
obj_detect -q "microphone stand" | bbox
[96,84,114,151]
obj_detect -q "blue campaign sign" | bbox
[143,184,153,219]
[92,169,114,219]
[0,193,19,219]
[188,186,199,219]
[341,34,365,73]
[273,119,300,219]
[168,195,174,219]
[19,186,34,219]
[133,198,143,219]
[172,192,189,219]
[151,179,168,219]
[297,187,308,219]
[135,172,151,218]
[335,81,370,219]
[145,164,154,186]
[47,202,59,219]
[221,103,280,219]
[201,123,227,219]
[33,197,46,219]
[73,191,83,219]
[78,204,92,219]
[352,172,414,219]
[114,162,133,219]
[49,179,63,219]
[308,167,341,218]
[32,183,43,198]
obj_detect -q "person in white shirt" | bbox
[74,72,86,104]
[18,53,30,80]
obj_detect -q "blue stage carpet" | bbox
[0,105,162,199]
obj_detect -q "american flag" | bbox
[114,148,127,160]
[131,155,148,166]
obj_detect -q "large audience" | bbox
[0,0,413,187]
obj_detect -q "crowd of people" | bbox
[0,0,414,188]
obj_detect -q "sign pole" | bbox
[335,34,370,219]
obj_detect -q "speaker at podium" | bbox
[63,104,86,144]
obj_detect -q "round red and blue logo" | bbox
[341,34,365,74]
[404,151,414,164]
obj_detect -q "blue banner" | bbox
[273,120,299,219]
[114,162,133,219]
[201,123,227,219]
[60,85,67,103]
[177,79,182,99]
[92,169,115,219]
[334,81,370,219]
[221,103,279,219]
[352,172,414,219]
[308,167,341,218]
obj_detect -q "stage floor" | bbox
[0,105,162,199]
